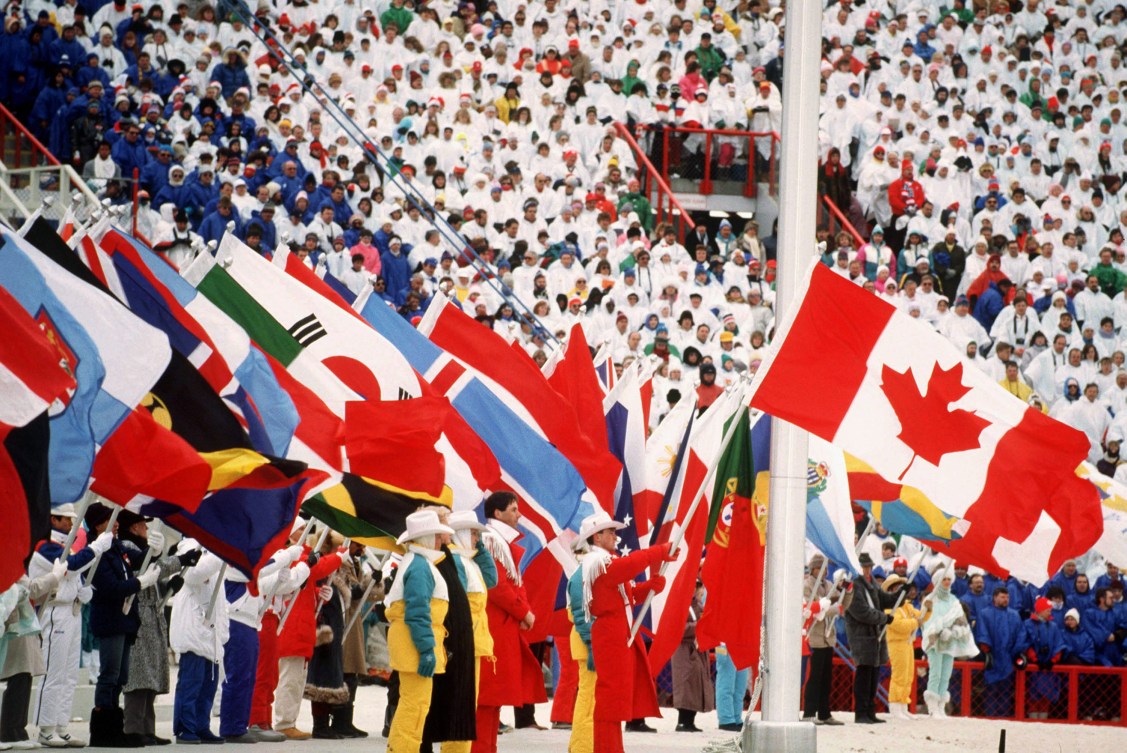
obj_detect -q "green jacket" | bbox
[380,5,413,33]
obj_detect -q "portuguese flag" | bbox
[696,411,769,672]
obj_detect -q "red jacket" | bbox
[478,538,547,707]
[888,178,925,217]
[590,545,665,722]
[276,550,342,660]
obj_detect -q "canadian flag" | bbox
[750,263,1102,585]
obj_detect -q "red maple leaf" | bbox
[880,361,991,474]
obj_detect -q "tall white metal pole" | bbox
[744,0,821,747]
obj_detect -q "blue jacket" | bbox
[212,61,250,100]
[199,209,242,246]
[140,158,173,196]
[960,589,992,628]
[972,282,1007,331]
[89,539,143,638]
[244,212,277,250]
[49,36,86,67]
[380,248,412,299]
[1024,618,1065,665]
[1066,590,1097,614]
[1061,625,1096,665]
[1006,578,1038,619]
[974,604,1028,684]
[1083,606,1123,666]
[111,136,151,177]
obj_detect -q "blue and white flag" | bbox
[806,435,863,576]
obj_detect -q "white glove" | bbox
[285,545,304,564]
[136,568,160,590]
[51,558,68,581]
[88,531,114,555]
[318,584,333,601]
[146,530,165,554]
[77,586,93,604]
[832,569,849,587]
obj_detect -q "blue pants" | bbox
[174,652,220,739]
[220,623,259,737]
[715,649,749,725]
[94,634,130,709]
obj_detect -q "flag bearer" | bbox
[30,503,109,748]
[385,510,455,753]
[567,535,595,753]
[449,512,499,729]
[581,510,677,753]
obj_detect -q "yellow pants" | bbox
[388,671,432,753]
[888,640,915,704]
[569,630,595,753]
[439,664,480,753]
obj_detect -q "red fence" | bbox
[0,100,60,169]
[631,124,779,198]
[817,195,867,250]
[823,658,1127,726]
[612,122,696,244]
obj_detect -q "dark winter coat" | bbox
[844,575,897,666]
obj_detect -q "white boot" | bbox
[923,691,941,718]
[890,703,915,720]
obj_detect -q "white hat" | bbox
[52,503,78,519]
[577,510,625,541]
[396,510,454,545]
[448,510,486,531]
[1065,607,1080,624]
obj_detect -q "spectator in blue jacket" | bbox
[1083,588,1124,667]
[972,279,1013,332]
[1060,609,1096,665]
[76,52,112,92]
[974,587,1030,716]
[198,197,242,246]
[49,25,86,67]
[245,204,278,250]
[110,120,150,177]
[212,48,250,100]
[140,144,176,196]
[381,235,412,301]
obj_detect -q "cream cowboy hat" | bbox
[396,510,455,545]
[577,510,625,541]
[448,510,487,531]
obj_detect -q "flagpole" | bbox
[258,518,316,622]
[205,562,228,625]
[745,0,820,744]
[342,577,378,639]
[627,394,750,646]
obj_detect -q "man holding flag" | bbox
[578,509,677,753]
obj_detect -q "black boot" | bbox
[91,707,144,748]
[312,713,342,740]
[332,705,367,739]
[89,708,115,748]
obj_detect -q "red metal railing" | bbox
[631,125,779,198]
[821,657,1127,726]
[612,122,695,244]
[0,101,61,169]
[817,195,867,250]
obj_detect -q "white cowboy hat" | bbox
[396,510,455,545]
[52,503,79,519]
[448,510,487,531]
[577,510,625,541]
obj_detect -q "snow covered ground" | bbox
[77,678,1126,752]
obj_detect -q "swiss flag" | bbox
[750,262,1102,585]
